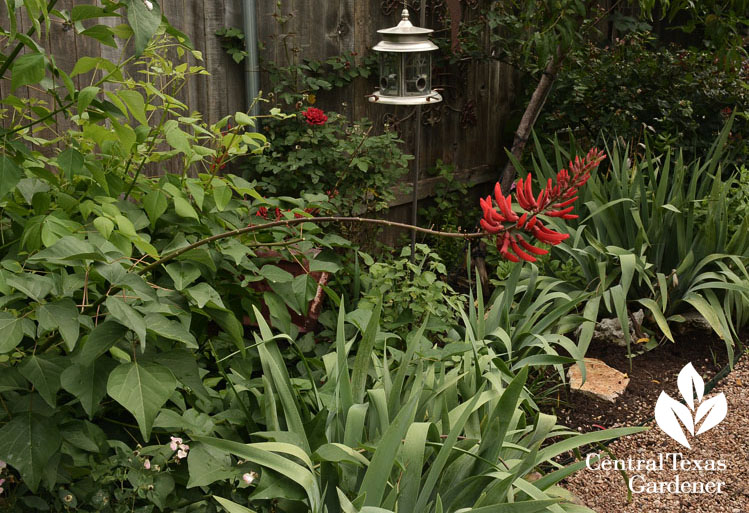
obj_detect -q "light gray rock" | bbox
[673,310,713,335]
[579,309,644,347]
[568,358,630,403]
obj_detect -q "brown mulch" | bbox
[563,342,748,513]
[552,332,730,431]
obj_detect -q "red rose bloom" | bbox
[303,107,328,126]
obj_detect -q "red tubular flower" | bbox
[480,148,606,262]
[303,107,328,126]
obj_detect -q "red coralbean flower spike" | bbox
[480,148,606,262]
[303,107,328,126]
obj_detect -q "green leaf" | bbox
[93,216,115,239]
[174,196,199,220]
[0,412,60,492]
[11,52,45,91]
[213,184,232,211]
[0,155,23,199]
[19,355,65,407]
[27,236,104,264]
[74,321,128,367]
[164,120,191,153]
[106,362,177,441]
[186,282,225,309]
[144,313,198,348]
[214,496,258,513]
[106,296,147,346]
[61,359,116,419]
[77,86,100,113]
[164,261,201,290]
[360,394,419,507]
[0,311,25,353]
[71,4,111,21]
[143,189,168,227]
[81,24,117,47]
[637,298,674,342]
[187,443,237,488]
[207,308,244,351]
[57,148,84,181]
[196,436,321,512]
[118,89,148,125]
[259,265,294,283]
[37,299,80,352]
[351,297,382,403]
[126,0,161,56]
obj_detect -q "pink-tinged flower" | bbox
[143,459,151,470]
[177,448,188,460]
[480,148,606,262]
[169,436,183,451]
[243,472,258,485]
[303,107,328,126]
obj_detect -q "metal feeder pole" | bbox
[410,0,427,263]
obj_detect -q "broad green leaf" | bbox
[259,265,294,284]
[186,443,237,488]
[234,111,254,126]
[37,299,80,351]
[27,236,104,264]
[164,120,191,153]
[81,24,117,47]
[213,184,232,211]
[0,155,22,199]
[77,86,100,113]
[61,359,116,419]
[11,52,45,91]
[313,443,370,466]
[214,497,257,513]
[117,89,148,125]
[19,355,65,407]
[74,321,128,367]
[186,282,225,309]
[207,308,244,351]
[71,4,111,21]
[144,313,198,348]
[57,148,84,181]
[143,189,168,227]
[106,296,147,346]
[165,261,201,290]
[0,311,25,353]
[93,216,115,239]
[0,412,60,492]
[126,0,161,55]
[196,436,321,512]
[6,272,54,302]
[174,196,199,220]
[106,362,177,441]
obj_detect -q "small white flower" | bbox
[143,0,154,11]
[242,472,258,485]
[0,460,5,469]
[143,459,151,470]
[169,436,183,451]
[177,449,188,460]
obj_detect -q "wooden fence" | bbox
[2,1,519,240]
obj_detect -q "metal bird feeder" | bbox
[369,8,442,105]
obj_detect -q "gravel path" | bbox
[565,353,749,513]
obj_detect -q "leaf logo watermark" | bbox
[654,363,727,449]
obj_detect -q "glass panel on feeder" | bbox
[379,53,400,96]
[404,52,430,96]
